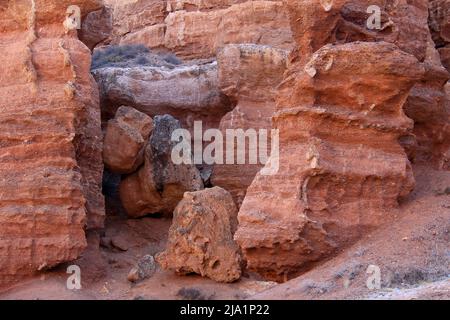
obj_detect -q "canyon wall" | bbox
[234,0,440,281]
[0,0,104,284]
[89,0,294,59]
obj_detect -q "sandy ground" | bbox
[0,165,448,300]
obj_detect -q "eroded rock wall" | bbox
[0,0,104,284]
[235,0,429,281]
[92,0,294,59]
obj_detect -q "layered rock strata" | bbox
[0,0,104,283]
[95,0,294,59]
[235,41,424,281]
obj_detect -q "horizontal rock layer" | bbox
[89,0,294,59]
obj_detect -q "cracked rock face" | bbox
[156,187,242,283]
[0,0,104,284]
[119,115,203,218]
[103,106,153,174]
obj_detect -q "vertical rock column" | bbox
[0,0,104,284]
[235,0,427,281]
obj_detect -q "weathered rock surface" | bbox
[0,0,104,284]
[120,115,203,218]
[286,0,430,64]
[211,44,288,206]
[80,6,113,50]
[163,1,293,59]
[93,60,233,132]
[97,1,294,59]
[103,106,153,174]
[235,42,424,281]
[405,38,450,169]
[156,187,241,283]
[429,0,450,71]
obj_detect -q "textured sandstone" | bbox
[285,0,430,64]
[103,106,153,174]
[211,44,288,206]
[405,38,450,169]
[93,61,233,132]
[156,187,241,283]
[0,0,104,284]
[429,0,450,71]
[166,0,248,12]
[108,0,167,43]
[235,42,424,281]
[80,6,113,50]
[120,115,203,218]
[164,1,293,59]
[98,1,293,59]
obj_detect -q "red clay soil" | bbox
[0,165,448,300]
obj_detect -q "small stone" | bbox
[127,255,157,283]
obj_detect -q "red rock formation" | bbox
[120,115,203,218]
[211,44,288,206]
[235,42,424,281]
[231,0,450,281]
[429,0,450,72]
[0,0,104,284]
[80,6,113,50]
[164,1,293,59]
[156,187,242,283]
[95,1,293,59]
[405,38,450,169]
[285,0,430,65]
[103,106,153,174]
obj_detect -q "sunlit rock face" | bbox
[93,0,294,59]
[234,0,430,281]
[0,0,104,284]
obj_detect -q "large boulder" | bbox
[211,44,288,206]
[92,60,233,133]
[103,106,153,174]
[156,187,242,283]
[120,115,203,218]
[0,0,104,284]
